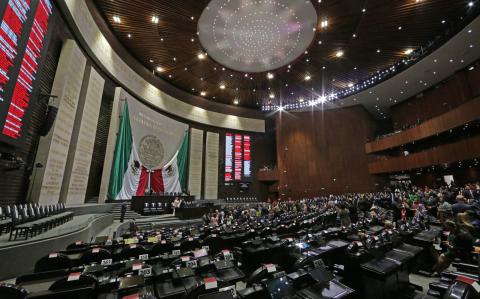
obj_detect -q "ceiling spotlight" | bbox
[151,15,159,24]
[198,53,206,60]
[278,106,284,111]
[113,15,121,23]
[398,26,403,30]
[200,91,207,96]
[269,93,275,99]
[376,49,381,53]
[335,50,344,58]
[318,96,327,104]
[233,99,239,105]
[348,83,354,87]
[468,1,474,7]
[127,33,132,38]
[298,98,304,103]
[220,84,226,90]
[267,73,274,80]
[362,8,366,13]
[304,75,312,81]
[156,66,164,72]
[404,48,414,55]
[469,66,475,71]
[320,19,328,28]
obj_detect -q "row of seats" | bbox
[223,197,258,204]
[2,203,472,299]
[0,203,74,241]
[0,209,343,299]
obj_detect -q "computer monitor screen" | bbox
[265,276,294,299]
[309,267,334,284]
[119,276,145,290]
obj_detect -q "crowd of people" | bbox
[202,182,480,276]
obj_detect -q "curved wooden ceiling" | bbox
[94,0,475,109]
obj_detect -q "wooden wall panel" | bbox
[467,64,480,98]
[276,106,386,198]
[366,99,480,153]
[391,71,474,130]
[368,135,480,174]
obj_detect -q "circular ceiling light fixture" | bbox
[198,0,318,73]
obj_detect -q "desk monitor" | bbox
[308,267,334,284]
[119,276,145,290]
[265,275,294,299]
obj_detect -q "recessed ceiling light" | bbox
[398,26,403,30]
[352,33,357,38]
[156,66,164,72]
[299,98,304,103]
[267,73,274,80]
[320,19,328,28]
[127,33,132,38]
[149,59,154,63]
[304,75,311,81]
[362,8,366,13]
[151,15,159,24]
[348,83,353,87]
[468,1,474,7]
[200,91,207,96]
[376,49,381,53]
[113,15,121,23]
[469,66,475,71]
[190,16,195,20]
[220,84,226,90]
[198,53,206,60]
[335,50,344,58]
[441,20,446,24]
[319,96,327,103]
[233,99,239,105]
[269,93,275,99]
[404,48,414,55]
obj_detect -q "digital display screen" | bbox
[0,0,53,146]
[234,134,242,180]
[224,133,253,183]
[224,133,233,182]
[243,135,251,178]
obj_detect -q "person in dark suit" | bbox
[463,185,477,202]
[452,195,472,214]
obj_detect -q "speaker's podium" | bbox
[130,194,195,216]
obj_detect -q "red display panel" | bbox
[0,0,32,103]
[243,135,251,178]
[224,133,233,182]
[234,134,242,180]
[225,133,253,183]
[0,0,53,146]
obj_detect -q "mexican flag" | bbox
[107,102,189,200]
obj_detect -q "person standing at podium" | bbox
[172,197,180,216]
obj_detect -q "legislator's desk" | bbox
[175,206,221,220]
[131,195,195,215]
